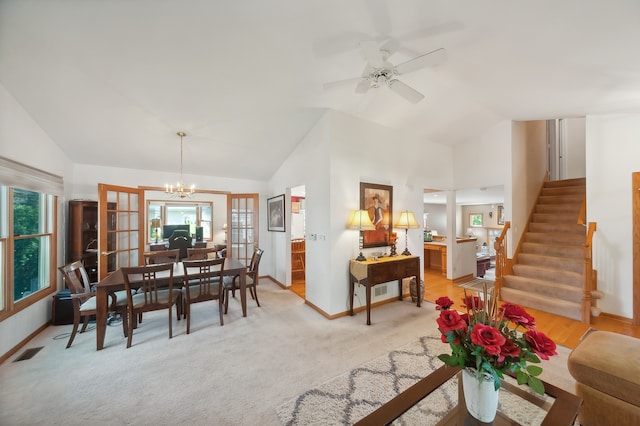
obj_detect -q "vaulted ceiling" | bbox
[1,1,639,181]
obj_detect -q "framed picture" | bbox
[497,205,505,225]
[267,194,285,232]
[360,182,393,248]
[470,213,483,227]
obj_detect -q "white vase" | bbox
[461,367,500,422]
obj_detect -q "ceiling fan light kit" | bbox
[324,41,446,104]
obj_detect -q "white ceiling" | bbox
[2,1,640,182]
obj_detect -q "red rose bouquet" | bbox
[435,288,557,395]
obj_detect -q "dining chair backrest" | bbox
[183,257,225,296]
[186,247,219,260]
[144,249,180,265]
[121,263,175,307]
[59,260,89,298]
[248,248,264,281]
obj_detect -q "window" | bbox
[146,200,214,242]
[0,157,60,320]
[12,189,54,302]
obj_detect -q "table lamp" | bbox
[151,218,161,243]
[394,210,420,256]
[347,210,376,261]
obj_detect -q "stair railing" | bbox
[581,221,597,323]
[493,221,510,295]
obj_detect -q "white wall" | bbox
[0,83,73,358]
[564,117,586,179]
[269,110,454,316]
[586,113,640,317]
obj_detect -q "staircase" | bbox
[500,178,596,322]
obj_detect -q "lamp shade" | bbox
[150,218,161,228]
[394,210,420,229]
[347,210,376,231]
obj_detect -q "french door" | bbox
[98,184,143,280]
[227,194,259,266]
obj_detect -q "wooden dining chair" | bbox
[58,260,128,348]
[182,258,226,333]
[143,249,180,265]
[186,247,219,260]
[121,263,182,348]
[223,248,264,314]
[291,239,305,276]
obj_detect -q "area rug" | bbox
[276,329,572,426]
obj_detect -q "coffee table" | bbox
[354,365,582,425]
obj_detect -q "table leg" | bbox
[95,287,108,351]
[366,284,372,325]
[397,279,403,301]
[349,276,355,316]
[240,268,247,317]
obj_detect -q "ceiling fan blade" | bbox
[388,80,425,103]
[323,77,364,90]
[395,48,447,75]
[359,41,385,68]
[355,79,372,94]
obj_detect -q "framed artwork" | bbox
[267,194,285,232]
[497,205,505,225]
[470,213,483,227]
[360,182,393,248]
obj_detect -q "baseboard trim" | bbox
[0,321,50,365]
[599,312,633,324]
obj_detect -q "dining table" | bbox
[94,257,248,350]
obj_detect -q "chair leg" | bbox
[126,310,134,348]
[168,304,173,339]
[251,286,260,307]
[121,309,128,338]
[80,315,90,333]
[185,302,191,334]
[224,288,230,314]
[218,297,224,326]
[66,312,81,349]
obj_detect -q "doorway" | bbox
[290,185,306,298]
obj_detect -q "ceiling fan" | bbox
[324,41,447,103]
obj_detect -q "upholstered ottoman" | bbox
[567,330,640,425]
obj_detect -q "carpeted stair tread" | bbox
[541,186,586,196]
[521,242,584,258]
[543,177,586,188]
[503,275,582,302]
[517,253,583,273]
[535,203,582,214]
[524,232,586,245]
[528,222,585,234]
[532,212,581,223]
[512,264,583,287]
[538,194,584,205]
[500,287,582,321]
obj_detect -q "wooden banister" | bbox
[493,221,510,296]
[581,221,597,323]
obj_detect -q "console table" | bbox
[349,255,420,325]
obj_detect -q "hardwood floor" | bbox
[423,268,640,349]
[288,266,639,348]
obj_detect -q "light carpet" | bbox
[276,330,573,426]
[0,279,573,426]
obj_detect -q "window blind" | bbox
[0,156,63,196]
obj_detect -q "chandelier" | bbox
[165,131,195,198]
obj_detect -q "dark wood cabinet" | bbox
[67,200,98,282]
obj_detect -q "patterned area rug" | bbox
[276,332,455,425]
[276,329,563,425]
